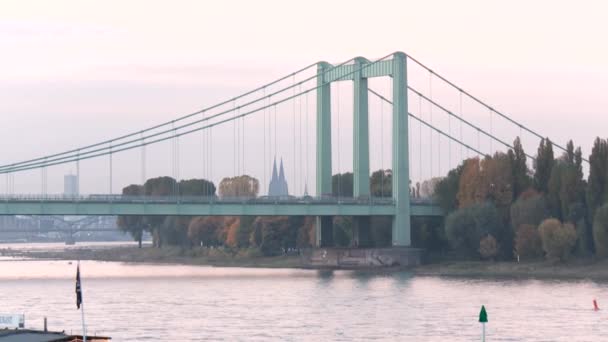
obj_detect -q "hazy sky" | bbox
[1,0,607,195]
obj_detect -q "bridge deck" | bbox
[0,195,443,217]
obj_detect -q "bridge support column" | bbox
[353,57,370,198]
[391,52,411,246]
[315,62,333,247]
[353,57,372,247]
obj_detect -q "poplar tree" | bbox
[587,138,608,222]
[534,138,555,193]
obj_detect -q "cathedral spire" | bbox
[271,157,278,182]
[279,158,286,182]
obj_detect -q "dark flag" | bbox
[75,264,82,309]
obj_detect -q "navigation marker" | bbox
[479,305,488,341]
[593,299,600,311]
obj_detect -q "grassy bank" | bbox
[6,246,608,280]
[414,258,608,281]
[2,246,303,269]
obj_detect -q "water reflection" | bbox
[1,255,608,341]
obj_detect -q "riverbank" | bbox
[4,245,608,280]
[414,258,608,281]
[0,245,303,268]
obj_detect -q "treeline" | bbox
[431,137,608,261]
[117,175,315,256]
[117,170,407,254]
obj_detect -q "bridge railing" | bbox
[0,194,437,206]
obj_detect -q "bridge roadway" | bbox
[0,195,443,217]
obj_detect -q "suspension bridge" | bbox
[0,51,574,247]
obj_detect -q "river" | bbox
[1,243,608,341]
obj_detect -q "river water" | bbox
[1,244,608,341]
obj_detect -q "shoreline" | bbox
[4,245,608,280]
[414,258,608,281]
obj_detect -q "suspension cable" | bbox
[429,71,433,178]
[0,62,321,172]
[459,91,463,161]
[2,53,398,174]
[405,53,585,162]
[380,94,384,198]
[292,74,296,194]
[0,56,369,173]
[406,86,536,161]
[263,87,267,191]
[299,82,303,196]
[369,88,532,162]
[305,91,309,193]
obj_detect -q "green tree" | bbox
[509,137,532,199]
[538,218,577,261]
[587,138,608,227]
[412,216,448,253]
[435,162,464,213]
[117,184,146,248]
[593,204,608,258]
[331,172,354,245]
[332,172,353,197]
[534,138,555,193]
[370,169,392,197]
[510,191,548,232]
[143,176,177,247]
[179,178,216,197]
[333,216,353,247]
[445,203,503,258]
[547,141,586,222]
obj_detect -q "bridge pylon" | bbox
[314,52,411,247]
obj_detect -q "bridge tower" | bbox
[315,52,410,247]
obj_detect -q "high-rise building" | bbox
[64,174,79,196]
[268,157,289,197]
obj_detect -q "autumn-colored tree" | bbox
[457,158,482,208]
[296,216,315,248]
[218,175,259,198]
[538,218,577,261]
[225,217,242,248]
[225,216,255,248]
[593,204,608,258]
[188,216,225,247]
[480,153,514,209]
[514,224,543,259]
[479,235,499,260]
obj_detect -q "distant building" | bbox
[64,174,79,196]
[268,157,289,197]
